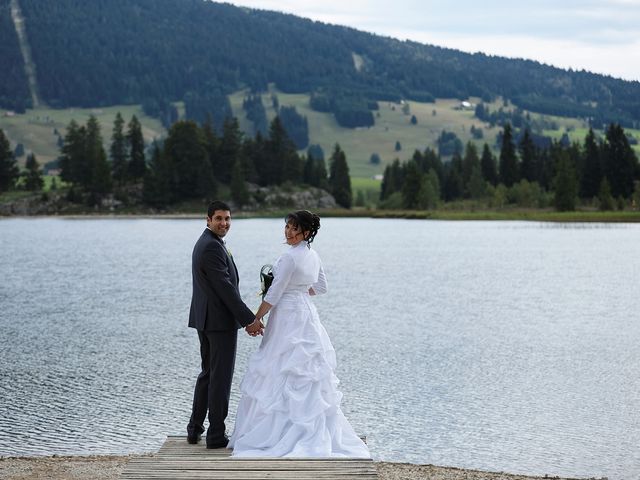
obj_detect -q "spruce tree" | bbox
[499,123,519,187]
[468,165,486,199]
[231,157,250,207]
[143,142,173,207]
[597,177,615,211]
[328,144,352,208]
[401,160,422,209]
[480,143,498,186]
[380,164,393,201]
[127,115,146,180]
[603,123,637,199]
[303,155,327,188]
[462,142,480,197]
[219,117,243,184]
[164,120,213,200]
[580,128,602,199]
[59,120,87,187]
[202,116,220,175]
[86,116,112,203]
[24,153,44,191]
[110,112,128,185]
[265,116,298,185]
[519,128,537,182]
[553,151,577,211]
[417,169,440,209]
[0,129,19,193]
[443,153,464,201]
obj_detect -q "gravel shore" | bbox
[0,455,593,480]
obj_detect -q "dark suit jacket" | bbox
[188,229,255,331]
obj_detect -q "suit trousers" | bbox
[187,328,238,443]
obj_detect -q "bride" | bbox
[229,210,370,458]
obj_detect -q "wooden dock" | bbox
[120,435,378,480]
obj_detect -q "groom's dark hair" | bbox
[208,200,231,217]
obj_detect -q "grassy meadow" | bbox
[0,104,165,168]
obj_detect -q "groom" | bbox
[187,200,263,448]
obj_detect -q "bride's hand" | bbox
[246,319,264,336]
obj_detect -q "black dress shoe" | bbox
[186,433,201,444]
[206,436,229,449]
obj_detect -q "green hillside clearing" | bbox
[3,91,638,201]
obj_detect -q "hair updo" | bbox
[285,210,321,245]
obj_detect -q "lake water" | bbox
[0,217,639,479]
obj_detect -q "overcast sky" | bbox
[225,0,640,82]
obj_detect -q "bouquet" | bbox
[260,264,274,299]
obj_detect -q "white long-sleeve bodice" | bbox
[263,242,327,306]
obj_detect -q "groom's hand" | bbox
[246,319,264,336]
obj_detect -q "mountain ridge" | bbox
[0,0,639,128]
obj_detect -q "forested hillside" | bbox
[0,0,639,129]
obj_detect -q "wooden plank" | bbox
[121,436,377,480]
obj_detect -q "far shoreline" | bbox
[2,208,640,223]
[0,454,602,480]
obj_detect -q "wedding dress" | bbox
[229,242,370,458]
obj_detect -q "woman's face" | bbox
[285,220,307,246]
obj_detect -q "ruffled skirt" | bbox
[229,292,370,458]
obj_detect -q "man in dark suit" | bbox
[187,200,263,448]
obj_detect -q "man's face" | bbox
[207,210,231,238]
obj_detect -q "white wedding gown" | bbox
[229,242,370,458]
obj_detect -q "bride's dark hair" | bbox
[286,210,321,245]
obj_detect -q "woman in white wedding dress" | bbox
[229,210,370,458]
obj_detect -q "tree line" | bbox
[380,123,640,211]
[144,115,350,208]
[0,129,47,194]
[2,113,352,209]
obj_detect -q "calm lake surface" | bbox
[0,217,639,479]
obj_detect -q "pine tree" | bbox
[597,177,615,211]
[553,151,577,211]
[23,153,44,191]
[0,129,19,193]
[380,159,405,201]
[127,115,146,180]
[143,142,173,207]
[265,116,299,185]
[245,132,266,186]
[417,169,440,209]
[580,128,602,199]
[519,128,537,182]
[164,120,213,200]
[110,112,128,185]
[218,117,243,184]
[443,153,464,201]
[603,123,637,199]
[499,123,519,187]
[202,116,220,175]
[328,144,352,208]
[303,154,327,188]
[468,165,486,199]
[401,160,422,209]
[480,143,498,186]
[86,116,112,203]
[231,157,250,207]
[462,142,480,197]
[59,120,88,187]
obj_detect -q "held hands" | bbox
[246,318,264,337]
